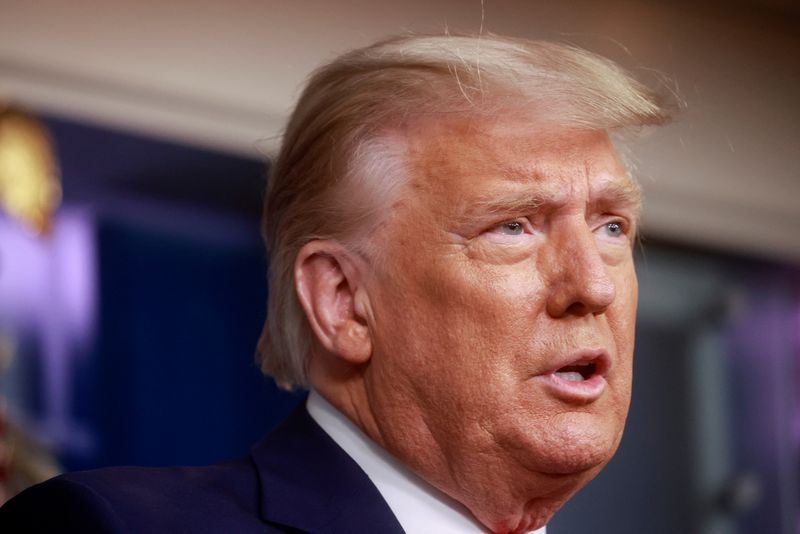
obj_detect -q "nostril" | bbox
[564,301,590,317]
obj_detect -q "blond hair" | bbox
[258,33,669,389]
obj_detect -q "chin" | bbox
[507,412,625,477]
[539,437,617,476]
[461,416,625,533]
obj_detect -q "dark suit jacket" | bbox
[0,403,405,533]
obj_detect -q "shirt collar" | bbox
[307,391,546,534]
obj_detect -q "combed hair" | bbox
[257,33,671,389]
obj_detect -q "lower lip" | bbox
[537,372,607,403]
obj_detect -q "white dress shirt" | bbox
[307,391,546,534]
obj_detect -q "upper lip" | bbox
[542,348,611,378]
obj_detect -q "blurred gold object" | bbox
[0,105,61,235]
[0,409,62,505]
[0,331,62,504]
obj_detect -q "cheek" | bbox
[608,265,637,401]
[612,267,638,349]
[424,258,540,336]
[372,255,542,390]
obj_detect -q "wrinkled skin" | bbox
[309,114,640,533]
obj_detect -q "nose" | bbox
[544,223,616,318]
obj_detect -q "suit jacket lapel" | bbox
[251,401,405,533]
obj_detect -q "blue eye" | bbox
[605,222,623,237]
[499,221,524,235]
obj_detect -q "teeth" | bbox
[555,371,584,382]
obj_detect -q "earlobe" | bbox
[294,241,373,365]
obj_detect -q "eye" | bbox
[483,219,534,242]
[605,221,623,238]
[498,221,525,235]
[599,219,633,242]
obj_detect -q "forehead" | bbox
[401,115,636,208]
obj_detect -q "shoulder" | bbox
[0,474,125,533]
[0,404,401,533]
[0,459,273,533]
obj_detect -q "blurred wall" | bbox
[0,116,304,472]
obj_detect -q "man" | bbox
[0,34,668,533]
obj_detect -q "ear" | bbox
[294,240,372,364]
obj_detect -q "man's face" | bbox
[361,115,639,525]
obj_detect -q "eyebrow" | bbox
[453,175,643,224]
[590,176,643,217]
[465,189,549,217]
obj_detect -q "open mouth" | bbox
[554,361,598,382]
[540,351,610,402]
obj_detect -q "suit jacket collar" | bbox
[250,401,405,533]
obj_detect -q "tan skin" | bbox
[297,113,640,533]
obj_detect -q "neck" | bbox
[310,371,580,533]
